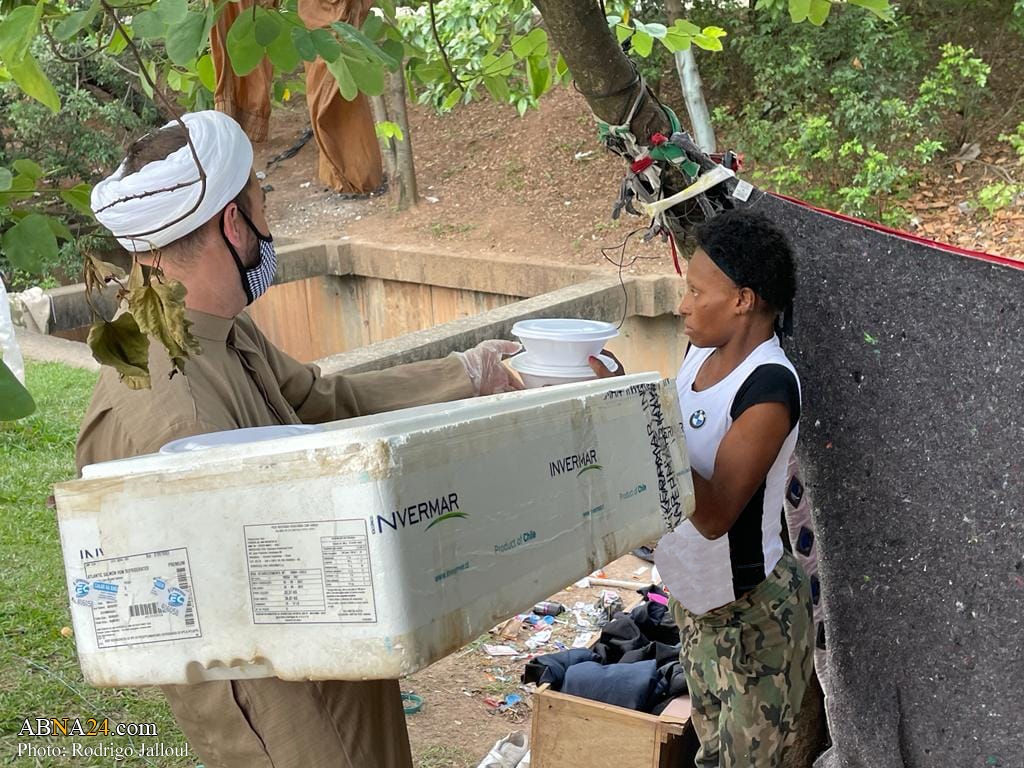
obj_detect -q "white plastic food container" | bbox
[509,352,619,388]
[511,318,619,368]
[55,374,693,687]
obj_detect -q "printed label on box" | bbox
[244,519,377,625]
[80,548,201,649]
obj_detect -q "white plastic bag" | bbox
[0,278,25,384]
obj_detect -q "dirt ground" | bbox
[245,86,1021,767]
[253,86,1023,273]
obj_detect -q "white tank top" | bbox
[654,336,800,614]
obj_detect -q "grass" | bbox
[417,744,474,768]
[0,361,194,767]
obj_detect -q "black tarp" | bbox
[747,192,1024,767]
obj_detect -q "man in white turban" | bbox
[77,111,521,768]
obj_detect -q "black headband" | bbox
[705,250,795,337]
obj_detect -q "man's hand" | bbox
[456,340,524,395]
[587,349,626,379]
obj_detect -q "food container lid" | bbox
[511,318,619,342]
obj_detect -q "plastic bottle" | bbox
[532,601,565,616]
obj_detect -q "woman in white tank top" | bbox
[595,209,814,767]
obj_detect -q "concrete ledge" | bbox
[317,277,629,375]
[16,329,99,372]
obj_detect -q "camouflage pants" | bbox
[671,552,814,768]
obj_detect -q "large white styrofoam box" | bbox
[55,374,693,687]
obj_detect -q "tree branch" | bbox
[96,0,209,245]
[427,0,464,91]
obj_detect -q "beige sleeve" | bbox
[246,318,475,422]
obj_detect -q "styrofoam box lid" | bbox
[160,424,323,454]
[509,352,619,377]
[81,372,659,479]
[511,318,619,342]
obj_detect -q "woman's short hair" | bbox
[695,208,796,313]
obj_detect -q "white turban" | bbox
[91,111,253,251]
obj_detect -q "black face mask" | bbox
[220,207,276,305]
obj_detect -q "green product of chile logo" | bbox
[576,463,603,477]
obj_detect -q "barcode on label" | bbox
[176,565,195,627]
[129,602,160,617]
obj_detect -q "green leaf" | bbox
[636,22,667,39]
[414,58,446,83]
[310,27,342,63]
[131,10,166,40]
[266,24,301,72]
[440,87,461,111]
[511,28,547,59]
[324,55,357,100]
[482,50,514,77]
[107,25,131,55]
[527,55,550,100]
[331,21,397,68]
[12,158,41,181]
[60,183,94,217]
[848,0,893,21]
[129,279,200,379]
[253,9,281,47]
[789,0,811,23]
[138,59,157,98]
[7,54,60,111]
[154,0,187,27]
[46,215,73,242]
[664,29,693,52]
[0,4,41,63]
[362,14,384,42]
[375,120,403,141]
[345,55,385,96]
[482,74,509,103]
[555,53,570,82]
[380,38,404,71]
[196,53,216,91]
[631,30,653,57]
[227,10,264,76]
[0,168,11,191]
[807,0,831,25]
[291,28,317,62]
[1,213,58,272]
[87,313,151,389]
[692,33,724,52]
[0,360,35,421]
[54,0,100,42]
[166,10,207,66]
[614,23,632,44]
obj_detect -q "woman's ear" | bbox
[736,286,758,315]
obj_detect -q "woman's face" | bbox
[677,248,742,348]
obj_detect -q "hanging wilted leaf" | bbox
[87,313,151,389]
[128,278,201,378]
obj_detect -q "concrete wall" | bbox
[37,238,690,378]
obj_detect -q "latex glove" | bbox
[588,349,627,379]
[455,340,524,395]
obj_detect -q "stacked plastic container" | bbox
[509,318,620,388]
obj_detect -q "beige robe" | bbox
[76,309,474,768]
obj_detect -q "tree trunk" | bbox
[532,0,671,142]
[370,94,398,184]
[386,67,418,209]
[665,0,717,153]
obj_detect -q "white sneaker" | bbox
[517,750,531,767]
[476,731,529,768]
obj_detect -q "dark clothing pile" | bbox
[522,586,687,714]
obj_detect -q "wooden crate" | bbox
[530,685,698,768]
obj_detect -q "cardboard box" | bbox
[55,374,693,687]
